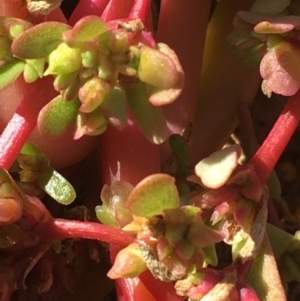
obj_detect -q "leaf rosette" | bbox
[1,15,183,144]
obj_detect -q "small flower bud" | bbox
[45,43,82,75]
[78,77,110,113]
[81,50,97,68]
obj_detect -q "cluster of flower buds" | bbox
[97,145,267,300]
[227,0,300,97]
[0,15,183,143]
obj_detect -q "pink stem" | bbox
[68,0,110,25]
[50,219,134,247]
[100,114,161,186]
[249,90,300,184]
[156,0,211,162]
[0,77,56,169]
[101,0,135,22]
[128,0,152,24]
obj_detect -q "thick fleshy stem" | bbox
[156,0,211,163]
[100,112,161,186]
[249,90,300,184]
[101,0,135,22]
[128,0,152,24]
[50,219,134,247]
[0,77,57,169]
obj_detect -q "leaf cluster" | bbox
[0,15,184,144]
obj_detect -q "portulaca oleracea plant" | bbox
[1,0,300,300]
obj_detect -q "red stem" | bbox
[249,90,300,184]
[156,0,211,162]
[50,218,134,247]
[128,0,152,24]
[100,113,161,186]
[101,0,135,22]
[0,77,56,169]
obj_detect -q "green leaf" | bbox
[127,82,169,144]
[267,171,281,199]
[23,58,46,83]
[100,86,128,130]
[266,223,294,259]
[126,174,179,217]
[247,235,287,301]
[38,167,76,205]
[107,243,147,279]
[44,43,82,75]
[63,15,107,45]
[95,205,119,227]
[74,110,107,139]
[138,45,179,90]
[23,63,39,83]
[11,22,71,59]
[202,244,218,266]
[0,60,25,91]
[78,77,109,113]
[38,96,80,137]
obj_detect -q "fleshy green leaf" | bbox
[20,141,39,156]
[23,63,39,83]
[38,96,80,137]
[107,243,147,279]
[38,167,76,205]
[247,235,286,301]
[267,171,281,199]
[95,206,119,227]
[138,44,179,90]
[78,77,110,113]
[266,223,293,259]
[53,71,78,91]
[74,110,108,139]
[126,174,180,217]
[127,82,169,144]
[0,60,25,91]
[100,86,128,130]
[11,22,71,59]
[63,15,107,45]
[44,43,82,75]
